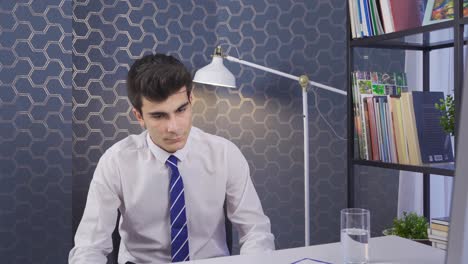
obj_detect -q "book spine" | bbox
[374,97,384,161]
[367,97,380,160]
[364,98,373,159]
[348,0,357,38]
[378,0,395,33]
[386,95,398,162]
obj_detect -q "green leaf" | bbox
[388,212,428,239]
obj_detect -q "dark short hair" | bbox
[127,54,192,113]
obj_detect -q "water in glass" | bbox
[341,227,369,263]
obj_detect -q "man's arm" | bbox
[69,151,122,263]
[225,142,275,254]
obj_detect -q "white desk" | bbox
[186,236,446,264]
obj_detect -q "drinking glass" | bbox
[341,208,370,264]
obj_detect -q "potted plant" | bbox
[383,212,430,245]
[435,94,455,136]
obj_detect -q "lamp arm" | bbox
[224,53,345,247]
[225,56,347,96]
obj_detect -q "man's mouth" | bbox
[166,136,183,143]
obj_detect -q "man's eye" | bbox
[177,107,186,113]
[152,115,163,119]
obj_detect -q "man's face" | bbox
[133,87,193,153]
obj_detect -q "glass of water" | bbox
[341,208,370,264]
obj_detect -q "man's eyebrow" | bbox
[177,102,190,110]
[148,110,168,116]
[147,102,189,116]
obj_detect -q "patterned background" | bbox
[0,0,72,263]
[0,0,404,263]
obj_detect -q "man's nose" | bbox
[167,116,178,132]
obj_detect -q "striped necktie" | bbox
[166,155,190,262]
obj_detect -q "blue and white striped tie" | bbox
[166,155,190,262]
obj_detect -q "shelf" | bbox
[352,159,455,177]
[350,20,468,50]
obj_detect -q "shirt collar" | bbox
[146,130,190,164]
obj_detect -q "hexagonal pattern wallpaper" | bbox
[0,0,405,263]
[72,0,351,255]
[0,0,72,263]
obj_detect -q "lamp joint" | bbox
[299,75,309,90]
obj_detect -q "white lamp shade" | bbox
[193,56,236,88]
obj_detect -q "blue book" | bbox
[411,91,454,163]
[377,96,389,162]
[380,97,391,162]
[356,0,364,37]
[373,97,384,161]
[363,0,373,36]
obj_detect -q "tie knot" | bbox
[166,155,178,167]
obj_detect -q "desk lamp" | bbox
[193,46,347,246]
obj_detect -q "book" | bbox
[363,97,373,159]
[411,92,454,163]
[349,0,358,38]
[385,96,398,162]
[432,216,450,225]
[429,228,449,238]
[400,92,422,165]
[372,0,386,34]
[389,0,422,31]
[357,72,373,160]
[428,231,449,241]
[356,0,365,37]
[372,72,403,96]
[360,0,371,36]
[389,96,409,164]
[429,235,449,243]
[432,241,447,250]
[377,96,390,162]
[378,0,395,33]
[431,222,449,232]
[423,0,468,26]
[374,97,385,161]
[366,97,380,160]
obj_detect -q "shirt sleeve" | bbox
[69,151,122,264]
[225,142,275,254]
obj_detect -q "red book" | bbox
[389,0,422,31]
[366,97,380,161]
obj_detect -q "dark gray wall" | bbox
[0,0,405,262]
[0,1,72,263]
[72,0,349,252]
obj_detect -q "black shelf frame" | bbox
[346,0,465,219]
[351,160,455,176]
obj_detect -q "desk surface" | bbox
[187,236,446,264]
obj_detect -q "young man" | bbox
[69,54,275,263]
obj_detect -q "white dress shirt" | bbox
[69,127,275,264]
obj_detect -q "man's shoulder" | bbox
[190,127,239,152]
[105,131,147,156]
[191,127,232,145]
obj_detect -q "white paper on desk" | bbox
[290,258,332,264]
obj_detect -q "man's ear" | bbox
[188,92,193,103]
[132,108,145,128]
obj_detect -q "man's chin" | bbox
[163,140,186,153]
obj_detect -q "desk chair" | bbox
[107,204,233,264]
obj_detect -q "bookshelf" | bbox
[346,0,467,219]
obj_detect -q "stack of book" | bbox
[428,216,450,250]
[352,71,454,165]
[348,0,425,38]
